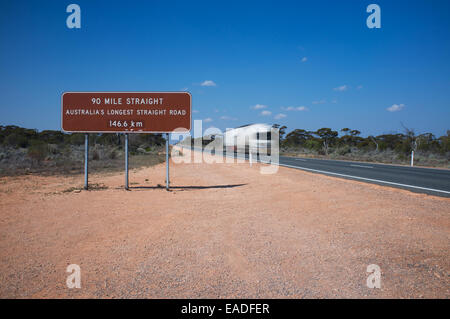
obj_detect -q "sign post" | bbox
[84,133,89,190]
[62,92,191,190]
[166,133,170,190]
[125,133,129,190]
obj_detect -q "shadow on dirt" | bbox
[129,183,247,190]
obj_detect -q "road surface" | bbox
[276,156,450,197]
[185,147,450,197]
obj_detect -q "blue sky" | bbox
[0,0,449,137]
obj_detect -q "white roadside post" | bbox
[125,133,129,190]
[249,150,253,167]
[84,133,89,190]
[166,133,170,190]
[411,150,414,167]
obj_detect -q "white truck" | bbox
[223,123,273,155]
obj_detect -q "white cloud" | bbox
[260,110,272,116]
[331,99,338,104]
[301,57,307,63]
[357,85,363,90]
[200,80,216,87]
[333,85,348,92]
[203,117,213,123]
[387,104,405,112]
[312,99,326,105]
[281,106,308,111]
[220,115,237,121]
[192,109,199,113]
[274,113,287,120]
[252,104,268,110]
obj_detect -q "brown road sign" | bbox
[62,92,191,133]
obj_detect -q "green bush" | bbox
[336,145,351,156]
[70,134,85,145]
[27,143,48,163]
[108,150,117,159]
[92,150,100,161]
[5,133,29,148]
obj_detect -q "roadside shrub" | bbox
[304,139,321,151]
[70,134,85,145]
[108,150,117,159]
[336,145,351,156]
[27,143,48,164]
[47,144,59,155]
[5,133,29,148]
[397,153,407,162]
[92,150,100,161]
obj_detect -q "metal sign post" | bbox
[166,133,170,191]
[62,92,191,191]
[125,133,129,190]
[84,133,89,190]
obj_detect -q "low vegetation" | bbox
[276,125,450,168]
[62,183,108,193]
[0,125,166,176]
[181,124,449,168]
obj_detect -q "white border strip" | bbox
[61,91,192,133]
[350,164,373,169]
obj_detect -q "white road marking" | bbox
[259,161,450,195]
[350,164,373,169]
[183,147,450,195]
[295,158,307,161]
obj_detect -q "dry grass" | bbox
[62,183,108,193]
[0,146,166,177]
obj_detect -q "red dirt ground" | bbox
[0,152,449,298]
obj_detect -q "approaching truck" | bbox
[223,123,273,155]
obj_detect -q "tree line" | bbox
[273,124,450,156]
[0,125,165,149]
[0,125,166,164]
[1,124,449,159]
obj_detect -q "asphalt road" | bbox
[184,147,450,197]
[276,156,450,197]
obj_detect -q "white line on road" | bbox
[183,146,450,195]
[350,164,373,169]
[260,161,450,195]
[295,158,307,161]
